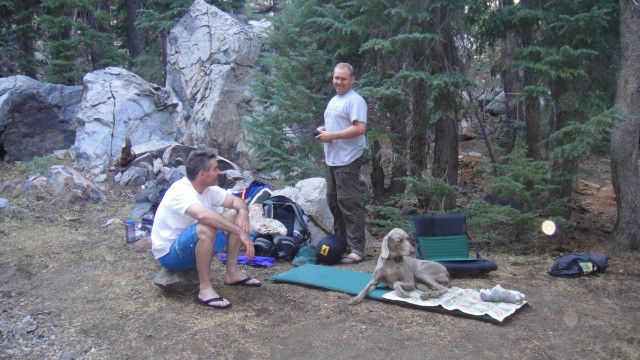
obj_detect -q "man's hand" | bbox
[239,231,255,259]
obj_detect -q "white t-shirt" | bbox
[151,177,227,259]
[323,89,367,166]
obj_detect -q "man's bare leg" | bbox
[194,224,230,307]
[221,210,261,286]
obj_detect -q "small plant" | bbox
[22,156,58,177]
[370,201,412,237]
[401,176,458,212]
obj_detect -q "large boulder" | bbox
[484,91,506,116]
[74,67,179,175]
[166,0,262,165]
[0,75,82,162]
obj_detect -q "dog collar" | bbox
[393,256,403,263]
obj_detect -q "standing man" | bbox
[151,148,260,310]
[315,62,368,264]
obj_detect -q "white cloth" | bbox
[323,89,367,166]
[151,177,227,259]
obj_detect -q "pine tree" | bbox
[0,0,42,78]
[40,0,127,84]
[476,0,620,218]
[250,0,474,209]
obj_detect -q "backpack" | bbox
[549,253,609,277]
[262,195,311,252]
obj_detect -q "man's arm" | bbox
[220,193,250,233]
[185,194,252,255]
[185,202,245,236]
[317,120,366,142]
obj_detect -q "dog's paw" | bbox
[348,297,362,305]
[419,289,447,300]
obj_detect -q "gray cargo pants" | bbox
[325,156,366,258]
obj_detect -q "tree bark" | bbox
[609,0,640,250]
[522,23,542,161]
[125,0,147,58]
[427,4,460,211]
[501,32,524,152]
[430,114,458,211]
[409,81,430,178]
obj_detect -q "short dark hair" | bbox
[185,148,217,181]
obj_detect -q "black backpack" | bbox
[262,195,311,251]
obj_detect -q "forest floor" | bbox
[0,138,639,360]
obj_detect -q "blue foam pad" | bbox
[268,264,390,299]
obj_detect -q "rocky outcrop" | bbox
[166,0,262,164]
[0,75,82,162]
[74,67,179,175]
[1,165,105,205]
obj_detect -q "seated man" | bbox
[151,148,260,309]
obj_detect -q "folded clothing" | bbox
[219,254,276,267]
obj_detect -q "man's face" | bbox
[333,67,355,96]
[202,158,221,186]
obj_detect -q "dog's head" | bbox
[380,228,415,259]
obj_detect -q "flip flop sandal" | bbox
[340,254,363,264]
[194,296,232,309]
[223,277,262,287]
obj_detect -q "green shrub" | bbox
[22,156,58,177]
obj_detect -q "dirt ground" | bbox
[1,139,639,360]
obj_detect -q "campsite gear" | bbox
[219,254,276,267]
[549,253,608,277]
[411,214,497,274]
[254,237,277,258]
[292,244,317,266]
[239,180,273,207]
[125,220,136,243]
[268,264,528,324]
[255,194,311,261]
[262,195,311,249]
[315,234,347,265]
[479,285,525,304]
[274,236,298,261]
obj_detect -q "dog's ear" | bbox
[381,232,390,259]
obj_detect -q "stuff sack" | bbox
[239,180,273,207]
[549,253,609,277]
[263,195,311,251]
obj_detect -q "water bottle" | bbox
[125,220,136,243]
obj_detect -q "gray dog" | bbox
[349,228,450,305]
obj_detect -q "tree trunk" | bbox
[427,4,460,212]
[609,0,640,250]
[409,81,429,178]
[125,0,147,58]
[522,23,542,161]
[370,139,385,199]
[430,114,458,211]
[387,111,408,196]
[501,32,523,152]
